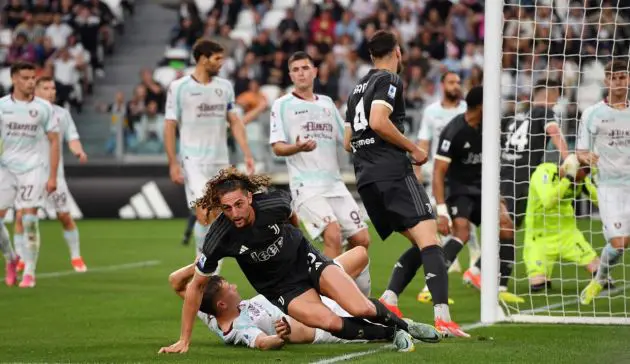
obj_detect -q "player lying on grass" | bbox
[159,168,441,355]
[524,155,601,291]
[169,246,383,349]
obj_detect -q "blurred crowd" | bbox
[1,0,132,111]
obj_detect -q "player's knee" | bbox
[344,298,376,318]
[348,230,370,249]
[610,237,629,249]
[317,311,343,332]
[452,220,470,243]
[499,217,514,240]
[58,213,74,230]
[323,223,342,248]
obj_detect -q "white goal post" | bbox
[481,1,630,325]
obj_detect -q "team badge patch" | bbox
[615,222,622,229]
[441,139,451,152]
[29,109,38,118]
[198,254,207,268]
[387,84,397,99]
[215,89,223,97]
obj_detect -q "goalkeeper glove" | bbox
[436,203,452,226]
[561,154,579,181]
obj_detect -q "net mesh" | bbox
[499,0,629,323]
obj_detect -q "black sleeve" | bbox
[195,214,230,276]
[371,73,401,111]
[256,189,293,222]
[435,124,458,162]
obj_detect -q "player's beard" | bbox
[444,89,460,102]
[206,68,219,77]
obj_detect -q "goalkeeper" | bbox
[524,154,600,291]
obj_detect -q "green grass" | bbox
[0,219,627,363]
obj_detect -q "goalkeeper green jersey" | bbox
[524,163,598,240]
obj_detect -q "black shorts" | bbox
[500,178,529,228]
[266,241,336,314]
[359,175,435,240]
[446,194,482,226]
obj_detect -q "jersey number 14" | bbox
[352,98,369,131]
[504,116,530,152]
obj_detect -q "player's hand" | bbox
[410,146,428,166]
[561,154,579,179]
[577,152,599,166]
[76,151,88,164]
[295,135,317,152]
[244,155,255,175]
[158,339,189,354]
[46,177,57,194]
[274,317,292,340]
[436,204,451,235]
[169,163,185,185]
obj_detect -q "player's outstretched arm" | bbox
[575,107,599,166]
[168,264,196,299]
[254,333,286,350]
[159,272,210,354]
[546,123,569,160]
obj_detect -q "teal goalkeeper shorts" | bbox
[524,229,597,279]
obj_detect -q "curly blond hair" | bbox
[194,167,272,212]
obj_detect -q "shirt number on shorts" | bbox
[20,185,34,201]
[350,210,362,227]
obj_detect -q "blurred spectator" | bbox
[350,0,378,22]
[235,79,269,124]
[139,68,166,112]
[447,3,472,46]
[35,36,56,66]
[99,91,129,154]
[210,0,241,28]
[31,0,54,25]
[126,85,147,131]
[278,9,300,37]
[3,0,27,29]
[57,0,77,25]
[281,29,306,56]
[46,13,73,49]
[209,24,236,57]
[171,18,201,49]
[233,66,251,96]
[7,33,37,64]
[460,42,483,76]
[314,61,339,104]
[395,7,417,45]
[14,12,46,43]
[250,31,276,62]
[136,100,165,146]
[262,50,289,88]
[310,10,335,45]
[50,46,85,108]
[442,40,462,74]
[73,5,104,75]
[178,0,202,31]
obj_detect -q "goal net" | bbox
[483,0,630,325]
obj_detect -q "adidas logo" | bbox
[239,245,249,254]
[425,273,436,281]
[463,142,471,149]
[119,181,174,219]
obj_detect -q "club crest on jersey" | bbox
[268,224,280,235]
[214,88,223,97]
[387,84,397,99]
[199,254,207,268]
[615,222,622,229]
[441,140,451,152]
[29,109,38,118]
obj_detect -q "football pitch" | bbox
[0,219,627,363]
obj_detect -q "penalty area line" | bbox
[3,260,162,280]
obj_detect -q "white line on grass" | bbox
[310,286,629,364]
[4,260,162,280]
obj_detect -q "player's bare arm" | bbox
[46,131,60,193]
[68,140,88,163]
[164,120,184,184]
[159,272,210,354]
[369,104,427,165]
[227,112,255,174]
[343,126,352,152]
[254,332,286,350]
[432,158,451,235]
[271,136,317,156]
[414,139,431,182]
[545,123,569,160]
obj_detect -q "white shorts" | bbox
[46,178,71,213]
[598,185,630,240]
[0,166,47,210]
[297,194,367,241]
[183,161,228,207]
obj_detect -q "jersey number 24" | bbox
[504,115,529,152]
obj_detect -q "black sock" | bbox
[475,256,481,270]
[386,246,423,295]
[421,245,449,305]
[443,238,464,267]
[499,238,515,287]
[183,214,196,240]
[368,298,409,331]
[333,317,396,341]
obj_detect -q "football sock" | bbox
[499,237,515,288]
[183,213,196,243]
[443,237,464,267]
[13,234,24,260]
[596,243,623,283]
[0,220,15,261]
[368,298,409,331]
[333,317,395,341]
[355,260,372,296]
[385,246,422,296]
[194,221,210,255]
[421,245,449,306]
[63,229,81,259]
[22,214,40,277]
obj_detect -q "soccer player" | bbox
[168,247,381,349]
[158,168,440,354]
[415,71,479,304]
[578,60,630,305]
[0,62,59,288]
[344,30,467,337]
[433,86,523,303]
[164,38,255,260]
[269,51,371,290]
[13,77,89,274]
[524,156,600,291]
[500,80,569,231]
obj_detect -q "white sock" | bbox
[596,243,623,283]
[434,303,451,322]
[313,328,351,343]
[0,221,16,261]
[469,265,481,276]
[63,229,81,259]
[380,290,398,306]
[22,214,40,277]
[13,234,24,260]
[193,221,210,256]
[355,261,371,297]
